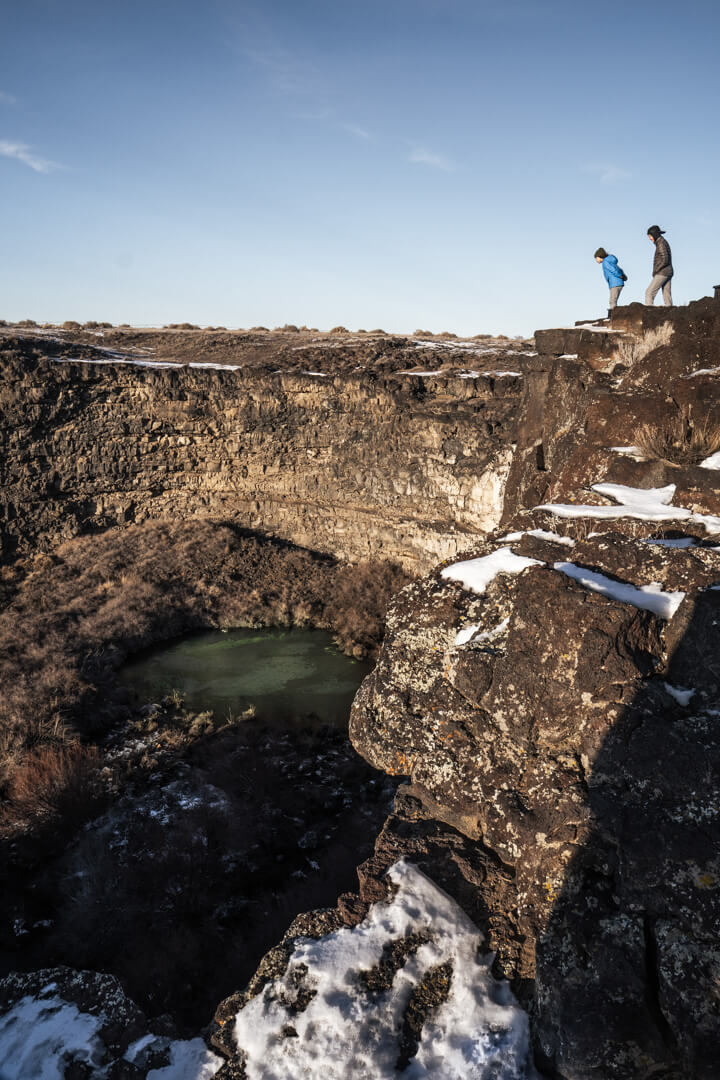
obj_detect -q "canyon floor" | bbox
[1,303,720,1078]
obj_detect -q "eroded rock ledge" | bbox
[0,328,531,572]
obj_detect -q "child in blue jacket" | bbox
[594,247,627,311]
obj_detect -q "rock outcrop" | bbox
[350,530,720,1077]
[0,329,530,571]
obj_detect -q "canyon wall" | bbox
[0,349,525,571]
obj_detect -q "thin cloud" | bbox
[340,123,371,140]
[409,146,455,172]
[582,162,632,185]
[0,140,60,173]
[244,45,322,99]
[0,91,17,106]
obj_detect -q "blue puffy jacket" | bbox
[602,254,626,288]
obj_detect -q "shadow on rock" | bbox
[535,584,720,1079]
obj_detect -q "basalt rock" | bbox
[350,530,720,1077]
[0,329,531,572]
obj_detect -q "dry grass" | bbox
[0,742,105,834]
[0,520,410,790]
[635,406,720,466]
[614,322,674,367]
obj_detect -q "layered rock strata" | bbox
[0,331,530,572]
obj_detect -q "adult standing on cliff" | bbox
[645,225,673,305]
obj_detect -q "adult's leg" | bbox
[645,274,665,304]
[609,286,622,309]
[662,277,673,305]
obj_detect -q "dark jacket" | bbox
[653,236,673,278]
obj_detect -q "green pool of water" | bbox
[117,627,372,727]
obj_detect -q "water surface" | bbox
[118,627,371,726]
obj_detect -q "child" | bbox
[594,248,627,311]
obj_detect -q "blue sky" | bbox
[1,0,718,335]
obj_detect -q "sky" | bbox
[1,0,718,336]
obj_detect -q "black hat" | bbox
[594,247,608,259]
[647,225,665,239]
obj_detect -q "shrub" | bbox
[62,320,81,330]
[16,319,38,327]
[1,742,104,833]
[329,326,349,334]
[635,406,720,466]
[276,324,299,332]
[326,561,412,658]
[614,322,674,367]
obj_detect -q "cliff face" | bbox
[0,333,529,571]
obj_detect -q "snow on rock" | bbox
[502,529,575,547]
[441,547,543,595]
[56,355,180,370]
[643,536,697,549]
[685,366,720,378]
[396,369,446,376]
[0,980,223,1080]
[553,562,685,619]
[538,483,685,522]
[146,1039,223,1079]
[663,683,696,706]
[0,993,107,1080]
[455,617,511,646]
[539,482,720,535]
[609,445,648,460]
[55,356,242,372]
[232,860,537,1080]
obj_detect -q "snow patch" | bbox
[0,995,105,1079]
[0,993,223,1080]
[187,362,242,371]
[609,445,647,460]
[441,547,543,595]
[553,562,685,618]
[396,369,445,376]
[700,451,720,470]
[664,683,696,706]
[455,617,511,646]
[232,860,536,1080]
[147,1039,223,1079]
[502,529,575,547]
[685,366,720,378]
[538,483,720,534]
[643,536,696,549]
[55,356,179,370]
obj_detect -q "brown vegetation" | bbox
[615,322,674,367]
[635,406,720,466]
[0,520,410,790]
[0,743,105,835]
